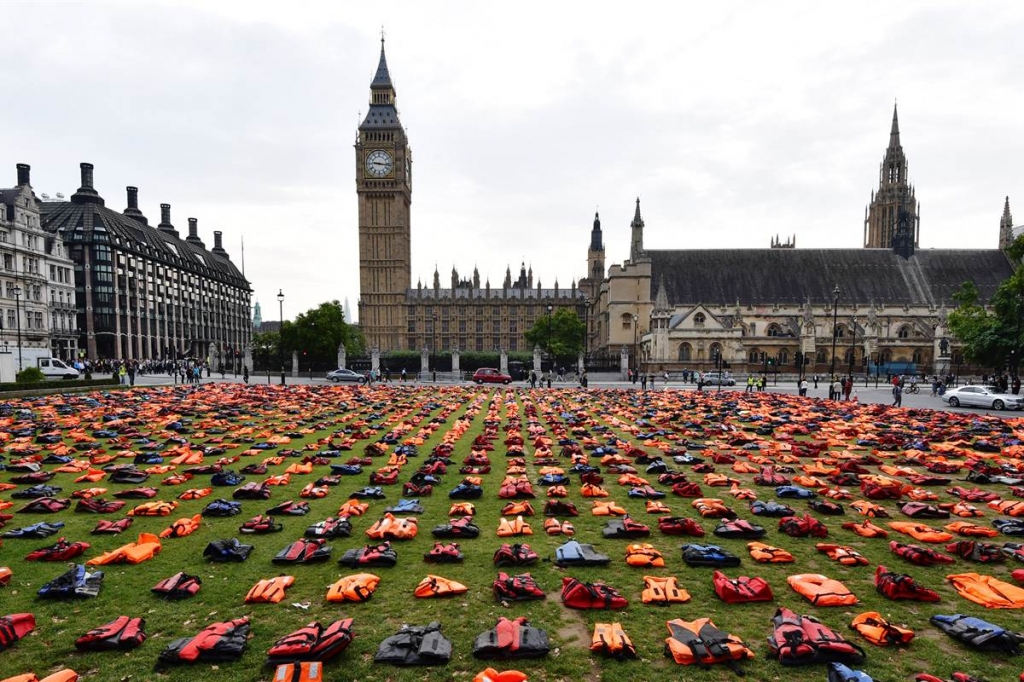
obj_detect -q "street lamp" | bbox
[432,312,438,371]
[849,316,857,382]
[828,285,840,392]
[546,304,553,373]
[277,289,285,386]
[631,313,638,382]
[12,285,22,372]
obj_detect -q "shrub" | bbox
[16,366,45,383]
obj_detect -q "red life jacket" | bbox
[25,538,89,562]
[151,572,202,599]
[267,619,354,662]
[874,565,940,601]
[712,570,773,603]
[0,613,36,652]
[561,577,628,609]
[492,572,545,601]
[74,615,146,650]
[767,607,866,665]
[657,516,705,536]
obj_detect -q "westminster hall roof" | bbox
[649,248,1013,308]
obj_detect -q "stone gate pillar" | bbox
[533,346,542,375]
[337,344,346,370]
[371,348,380,372]
[620,345,630,381]
[291,351,299,378]
[420,347,430,375]
[452,348,460,378]
[500,349,508,375]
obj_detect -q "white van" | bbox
[36,358,80,380]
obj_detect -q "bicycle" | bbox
[905,383,920,394]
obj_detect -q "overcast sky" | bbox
[5,1,1024,322]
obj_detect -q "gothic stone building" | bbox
[356,41,584,355]
[591,105,1015,378]
[34,162,251,363]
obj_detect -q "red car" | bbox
[472,368,512,385]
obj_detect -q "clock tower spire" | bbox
[356,35,412,352]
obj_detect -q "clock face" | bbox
[365,150,393,178]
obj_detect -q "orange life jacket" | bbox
[338,500,369,516]
[815,543,869,566]
[546,485,569,498]
[473,668,528,682]
[664,618,754,668]
[645,500,671,514]
[591,500,626,516]
[159,514,202,539]
[787,573,859,607]
[325,573,380,603]
[501,501,534,516]
[245,575,295,603]
[284,463,313,475]
[544,518,575,536]
[581,483,610,498]
[300,483,329,499]
[841,520,889,538]
[850,500,890,518]
[590,622,636,659]
[641,576,690,604]
[850,612,915,647]
[747,541,794,563]
[625,543,665,567]
[497,516,533,537]
[127,501,178,516]
[365,513,418,540]
[944,521,999,538]
[692,498,733,518]
[888,522,953,543]
[86,532,162,565]
[414,574,469,598]
[1,671,80,682]
[177,488,212,500]
[448,502,476,516]
[946,572,1024,609]
[988,499,1024,517]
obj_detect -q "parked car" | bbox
[941,385,1024,411]
[472,368,512,385]
[700,371,736,386]
[326,368,366,384]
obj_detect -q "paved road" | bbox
[123,371,1024,419]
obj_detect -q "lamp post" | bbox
[277,289,285,385]
[432,312,438,372]
[828,285,839,393]
[849,316,857,382]
[546,304,553,374]
[631,313,638,382]
[12,285,22,372]
[713,347,722,393]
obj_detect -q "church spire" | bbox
[1000,196,1015,251]
[590,211,604,252]
[372,34,393,89]
[889,102,900,149]
[630,197,645,261]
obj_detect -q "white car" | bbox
[701,372,736,386]
[941,385,1024,411]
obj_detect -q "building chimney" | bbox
[16,164,30,187]
[123,186,147,224]
[157,203,179,238]
[71,162,103,205]
[211,230,229,259]
[185,217,205,248]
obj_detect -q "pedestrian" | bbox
[697,376,704,392]
[641,373,647,391]
[843,377,852,401]
[128,362,136,387]
[401,368,407,382]
[831,377,842,401]
[799,378,808,397]
[746,376,754,393]
[813,373,819,389]
[892,382,903,407]
[529,370,537,389]
[580,370,588,388]
[243,366,249,384]
[759,375,767,391]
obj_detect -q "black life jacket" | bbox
[211,471,245,486]
[109,469,149,484]
[601,516,650,539]
[338,542,398,568]
[240,514,284,535]
[448,483,483,499]
[664,617,753,671]
[11,484,62,499]
[431,516,481,539]
[37,564,104,599]
[680,544,741,568]
[493,543,539,566]
[112,487,158,499]
[267,501,311,516]
[657,516,705,536]
[713,519,767,539]
[0,613,35,652]
[74,615,146,651]
[92,518,134,534]
[273,538,333,564]
[492,572,545,601]
[25,537,89,562]
[946,540,1005,563]
[202,499,242,517]
[994,518,1024,536]
[930,613,1024,655]
[203,538,254,562]
[374,621,452,665]
[712,570,773,603]
[424,542,464,563]
[151,571,202,599]
[554,540,610,567]
[472,617,550,660]
[750,500,795,517]
[267,619,354,663]
[3,521,66,539]
[809,500,845,516]
[543,500,578,516]
[304,517,351,539]
[233,482,272,500]
[560,577,628,609]
[158,617,251,664]
[768,607,866,666]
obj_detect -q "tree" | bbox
[524,308,585,361]
[280,301,364,371]
[948,262,1024,374]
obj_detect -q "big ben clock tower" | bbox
[356,38,412,352]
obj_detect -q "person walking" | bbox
[831,377,842,401]
[243,366,249,384]
[799,378,808,397]
[640,373,647,391]
[401,367,407,382]
[813,373,819,389]
[892,382,903,407]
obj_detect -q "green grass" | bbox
[0,384,1022,681]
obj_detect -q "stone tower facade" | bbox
[629,197,645,261]
[356,39,413,352]
[586,212,605,299]
[864,105,920,249]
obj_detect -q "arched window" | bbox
[693,312,706,328]
[912,348,924,365]
[749,348,761,363]
[844,348,855,365]
[897,325,911,339]
[621,313,633,330]
[678,343,691,361]
[816,349,827,364]
[709,342,722,360]
[766,324,783,337]
[882,349,892,364]
[778,348,789,366]
[834,324,845,338]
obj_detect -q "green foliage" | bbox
[524,308,585,359]
[948,270,1024,372]
[278,301,365,371]
[15,366,44,383]
[1007,232,1024,262]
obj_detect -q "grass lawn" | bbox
[0,383,1022,681]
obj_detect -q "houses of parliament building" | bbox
[356,42,1017,376]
